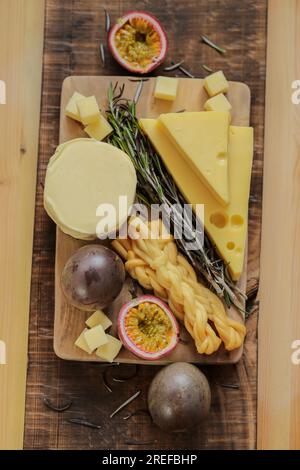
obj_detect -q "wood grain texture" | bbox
[24,0,267,450]
[54,75,249,365]
[258,0,300,450]
[0,0,45,450]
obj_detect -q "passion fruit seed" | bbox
[114,18,161,70]
[125,302,173,353]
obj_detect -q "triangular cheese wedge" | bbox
[158,112,230,206]
[140,118,253,281]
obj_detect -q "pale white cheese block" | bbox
[85,310,112,330]
[44,139,137,240]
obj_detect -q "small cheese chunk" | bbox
[84,114,113,141]
[77,96,100,125]
[74,328,92,354]
[204,93,232,113]
[85,310,112,330]
[154,76,179,101]
[96,334,122,362]
[204,71,229,97]
[65,91,85,122]
[84,324,108,351]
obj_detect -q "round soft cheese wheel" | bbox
[44,138,137,240]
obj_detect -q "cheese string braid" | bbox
[112,217,246,355]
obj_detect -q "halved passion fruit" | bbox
[118,295,179,360]
[108,11,168,74]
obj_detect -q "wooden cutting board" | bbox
[53,75,250,365]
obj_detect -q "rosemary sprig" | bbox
[201,35,226,54]
[106,83,243,308]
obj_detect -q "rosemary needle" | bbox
[104,8,110,33]
[43,396,73,412]
[163,60,185,71]
[100,42,105,66]
[202,64,214,73]
[201,35,226,54]
[69,418,102,429]
[110,390,141,418]
[102,367,113,392]
[178,65,194,78]
[133,80,143,104]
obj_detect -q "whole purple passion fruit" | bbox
[61,244,125,311]
[148,362,211,432]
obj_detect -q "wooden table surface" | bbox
[24,0,267,450]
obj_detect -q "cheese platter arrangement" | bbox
[45,70,253,366]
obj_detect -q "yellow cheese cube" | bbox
[85,310,112,330]
[77,95,100,125]
[96,334,122,362]
[158,112,230,205]
[140,118,253,281]
[74,328,92,354]
[204,93,232,112]
[204,71,229,97]
[84,115,113,141]
[65,91,86,122]
[83,324,108,351]
[154,76,179,101]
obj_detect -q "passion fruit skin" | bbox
[148,362,211,432]
[61,244,125,311]
[108,11,168,74]
[118,295,179,360]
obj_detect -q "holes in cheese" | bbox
[85,310,112,330]
[210,212,228,229]
[96,334,123,363]
[44,139,137,240]
[227,241,235,251]
[231,214,244,227]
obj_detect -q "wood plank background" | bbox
[258,0,300,450]
[24,0,267,450]
[0,0,45,450]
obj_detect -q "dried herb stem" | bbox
[123,409,151,420]
[112,365,139,382]
[43,396,73,412]
[178,65,195,78]
[100,43,105,66]
[163,60,185,71]
[201,35,226,54]
[202,64,214,73]
[104,9,110,33]
[69,418,102,429]
[110,390,141,418]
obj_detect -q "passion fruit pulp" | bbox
[118,295,179,360]
[108,11,168,74]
